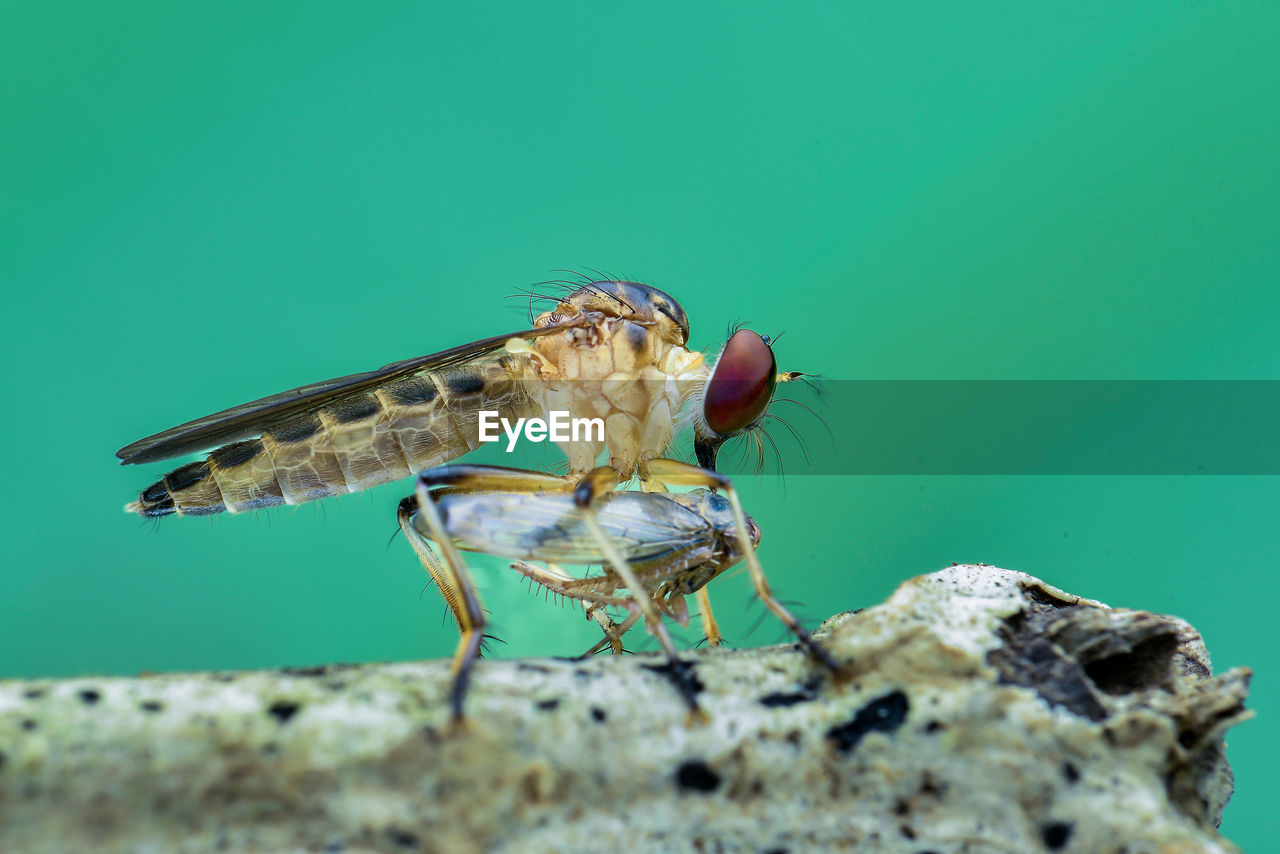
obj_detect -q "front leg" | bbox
[642,458,844,676]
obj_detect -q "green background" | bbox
[2,2,1275,846]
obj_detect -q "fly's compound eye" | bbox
[703,329,777,437]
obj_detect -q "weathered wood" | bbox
[0,566,1250,853]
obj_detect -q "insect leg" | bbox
[508,560,645,656]
[406,478,491,723]
[694,588,723,647]
[397,497,467,633]
[409,465,577,720]
[583,603,640,655]
[573,503,706,720]
[642,458,843,675]
[568,464,708,715]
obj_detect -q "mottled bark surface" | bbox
[0,566,1251,853]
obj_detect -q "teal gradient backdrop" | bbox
[2,3,1275,845]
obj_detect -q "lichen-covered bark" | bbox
[0,566,1251,853]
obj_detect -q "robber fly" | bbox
[118,279,839,719]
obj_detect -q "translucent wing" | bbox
[435,491,716,565]
[116,324,569,465]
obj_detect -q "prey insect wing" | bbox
[425,490,721,569]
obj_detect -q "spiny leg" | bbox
[695,587,723,647]
[397,497,465,628]
[403,478,491,723]
[508,559,639,655]
[584,602,643,656]
[412,464,606,719]
[408,463,617,719]
[573,465,706,720]
[642,458,843,675]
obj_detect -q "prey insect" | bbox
[401,472,771,713]
[118,279,840,720]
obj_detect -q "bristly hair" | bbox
[507,268,640,323]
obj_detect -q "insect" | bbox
[118,279,840,719]
[403,477,760,662]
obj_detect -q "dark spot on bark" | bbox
[643,660,704,696]
[899,824,917,840]
[267,414,321,444]
[675,759,721,793]
[919,772,946,798]
[267,700,301,723]
[826,690,909,755]
[892,798,909,816]
[282,665,329,677]
[1063,761,1080,784]
[759,689,816,708]
[422,726,441,743]
[213,673,237,682]
[1041,821,1073,850]
[385,827,420,848]
[325,393,380,424]
[261,742,279,756]
[518,662,551,674]
[536,698,560,711]
[140,700,163,713]
[20,719,36,731]
[23,688,45,700]
[209,439,262,469]
[166,460,210,491]
[923,719,944,734]
[1083,633,1179,695]
[989,618,1108,721]
[78,688,101,705]
[590,706,607,723]
[386,376,437,406]
[763,849,790,854]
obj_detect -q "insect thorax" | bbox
[526,315,707,477]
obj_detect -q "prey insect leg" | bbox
[642,458,844,675]
[570,467,706,721]
[582,604,643,656]
[410,464,708,718]
[508,559,644,656]
[694,587,723,647]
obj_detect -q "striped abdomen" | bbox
[129,361,533,518]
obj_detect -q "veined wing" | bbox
[434,491,717,566]
[117,324,570,465]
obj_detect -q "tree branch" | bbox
[0,566,1251,853]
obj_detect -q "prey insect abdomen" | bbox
[129,359,534,517]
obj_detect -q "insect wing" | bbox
[435,491,715,565]
[116,324,570,465]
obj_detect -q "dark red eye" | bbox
[703,329,777,436]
